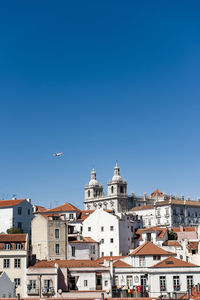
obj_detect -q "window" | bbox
[105,280,108,286]
[18,222,22,229]
[131,226,133,232]
[84,280,88,287]
[15,243,22,250]
[141,275,147,286]
[192,249,196,255]
[69,213,74,220]
[90,245,95,254]
[55,244,60,254]
[88,227,91,232]
[160,276,166,291]
[101,226,104,232]
[110,226,114,231]
[80,226,83,232]
[153,256,161,260]
[110,238,114,243]
[126,275,133,286]
[88,190,90,197]
[120,186,124,193]
[14,278,21,287]
[4,243,11,250]
[110,251,113,256]
[28,209,30,215]
[148,219,151,226]
[157,218,160,225]
[52,216,59,220]
[14,259,21,268]
[44,279,52,289]
[187,276,193,289]
[3,259,10,268]
[101,252,104,257]
[55,229,59,239]
[101,239,104,244]
[28,280,36,290]
[173,209,176,216]
[173,276,180,291]
[72,246,75,257]
[111,186,114,193]
[188,211,190,217]
[18,207,22,215]
[114,276,119,286]
[139,256,145,267]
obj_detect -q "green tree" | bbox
[168,230,177,240]
[6,227,23,234]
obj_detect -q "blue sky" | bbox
[0,1,200,209]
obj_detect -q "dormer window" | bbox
[4,243,11,250]
[15,243,22,250]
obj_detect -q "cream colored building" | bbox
[31,213,68,261]
[0,233,29,297]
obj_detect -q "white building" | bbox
[0,233,29,297]
[82,208,137,256]
[0,198,33,235]
[0,272,15,298]
[68,236,99,260]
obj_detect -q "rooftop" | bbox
[0,199,25,208]
[46,202,81,213]
[152,256,198,268]
[0,234,27,242]
[129,241,176,256]
[30,259,104,268]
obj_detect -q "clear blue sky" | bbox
[0,1,200,209]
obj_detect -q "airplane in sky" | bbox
[53,152,63,157]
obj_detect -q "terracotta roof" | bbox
[69,237,98,243]
[151,189,163,197]
[113,260,132,268]
[46,203,81,213]
[0,234,27,242]
[0,199,25,208]
[34,205,46,212]
[188,242,199,250]
[96,256,126,263]
[136,227,167,240]
[39,213,64,220]
[77,210,94,221]
[30,259,103,268]
[162,241,181,247]
[129,241,176,256]
[152,256,198,268]
[130,205,154,211]
[171,227,196,232]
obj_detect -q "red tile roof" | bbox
[46,203,81,213]
[130,205,154,211]
[77,210,94,221]
[171,227,196,232]
[69,237,98,243]
[187,241,199,250]
[96,256,126,263]
[0,199,25,208]
[129,241,176,256]
[30,259,104,268]
[34,205,46,212]
[180,287,200,300]
[0,234,27,242]
[162,240,180,247]
[113,260,132,268]
[151,189,163,197]
[152,256,198,268]
[136,227,167,240]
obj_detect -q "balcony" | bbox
[27,288,39,295]
[42,287,55,296]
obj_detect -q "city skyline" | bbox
[0,1,200,208]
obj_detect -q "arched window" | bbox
[111,186,114,194]
[120,186,123,193]
[88,190,90,198]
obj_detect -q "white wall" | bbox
[0,208,13,233]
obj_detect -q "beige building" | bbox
[31,213,68,261]
[0,233,29,297]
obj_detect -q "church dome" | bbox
[89,168,99,186]
[112,163,122,182]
